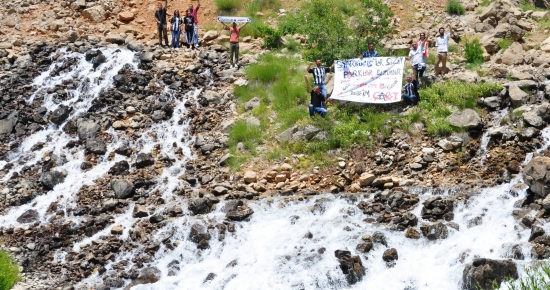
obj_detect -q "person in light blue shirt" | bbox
[360,43,379,59]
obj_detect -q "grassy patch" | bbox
[215,0,242,10]
[448,45,459,53]
[479,0,491,6]
[506,262,550,290]
[538,17,550,29]
[498,39,513,52]
[464,36,484,65]
[446,0,465,15]
[0,250,20,290]
[519,0,547,11]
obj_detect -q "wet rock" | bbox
[16,209,39,223]
[446,109,481,129]
[523,156,550,198]
[111,179,135,198]
[372,231,388,246]
[189,198,213,215]
[382,248,398,262]
[420,222,448,240]
[203,273,216,283]
[189,223,211,245]
[405,227,421,239]
[85,138,107,155]
[482,96,501,110]
[108,161,130,176]
[124,267,161,290]
[530,226,545,242]
[226,206,254,221]
[133,204,148,218]
[140,52,154,63]
[149,214,164,224]
[135,153,155,168]
[421,196,455,221]
[334,250,365,285]
[50,105,72,125]
[462,258,518,290]
[356,240,373,253]
[77,120,100,140]
[40,170,66,190]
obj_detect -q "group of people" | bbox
[155,0,200,49]
[305,24,454,117]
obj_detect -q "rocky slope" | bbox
[1,0,550,289]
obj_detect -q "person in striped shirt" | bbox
[359,43,379,59]
[307,60,333,100]
[401,76,419,106]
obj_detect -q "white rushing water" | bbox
[2,48,549,290]
[478,108,509,165]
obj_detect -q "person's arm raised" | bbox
[221,22,230,29]
[306,62,313,73]
[165,0,168,9]
[447,23,453,37]
[239,21,249,29]
[304,75,312,92]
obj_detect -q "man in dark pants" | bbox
[155,0,169,47]
[304,74,328,117]
[306,60,333,100]
[401,75,419,106]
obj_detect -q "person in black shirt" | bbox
[306,60,333,100]
[183,9,195,49]
[401,75,419,106]
[155,0,169,47]
[304,74,328,117]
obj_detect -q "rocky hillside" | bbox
[2,0,550,289]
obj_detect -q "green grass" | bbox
[498,39,513,52]
[215,0,242,10]
[448,45,459,53]
[538,17,550,29]
[446,0,465,15]
[0,250,20,290]
[479,0,490,6]
[506,262,550,290]
[519,0,547,11]
[464,36,484,65]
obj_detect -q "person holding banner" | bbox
[359,43,379,59]
[155,0,169,47]
[221,21,249,67]
[401,76,419,106]
[307,60,333,100]
[304,74,328,117]
[183,9,195,49]
[407,41,426,81]
[189,0,200,47]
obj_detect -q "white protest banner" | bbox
[217,16,251,23]
[331,57,405,104]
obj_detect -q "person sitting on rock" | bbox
[359,42,379,59]
[304,74,328,117]
[183,9,195,49]
[407,41,426,81]
[155,0,169,47]
[170,10,183,49]
[307,60,333,100]
[401,75,419,106]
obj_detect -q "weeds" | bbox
[215,0,242,10]
[0,250,21,290]
[464,36,484,65]
[498,39,513,52]
[446,0,466,15]
[506,262,550,290]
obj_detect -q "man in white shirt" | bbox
[434,23,453,76]
[407,41,426,81]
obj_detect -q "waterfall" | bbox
[478,108,509,165]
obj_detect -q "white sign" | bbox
[217,16,251,23]
[331,57,405,103]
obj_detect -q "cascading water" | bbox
[1,47,549,290]
[478,108,509,165]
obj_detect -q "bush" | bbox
[446,0,465,15]
[0,250,20,290]
[214,0,241,10]
[464,37,484,65]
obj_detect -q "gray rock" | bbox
[462,258,518,290]
[188,198,213,215]
[203,90,222,105]
[108,161,130,176]
[133,204,148,218]
[437,137,462,151]
[277,125,321,143]
[82,5,106,23]
[135,153,155,168]
[482,96,501,110]
[420,222,448,240]
[77,120,100,140]
[151,110,166,121]
[110,179,135,198]
[446,109,482,129]
[523,156,550,198]
[67,31,79,43]
[127,41,144,52]
[105,33,125,45]
[245,116,260,127]
[50,105,71,125]
[16,209,39,223]
[508,85,529,106]
[40,171,66,190]
[212,186,228,196]
[523,111,545,127]
[124,267,161,290]
[85,138,107,154]
[0,111,18,137]
[140,52,154,63]
[189,223,211,244]
[244,97,261,111]
[382,248,398,262]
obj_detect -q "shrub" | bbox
[463,37,484,65]
[0,250,20,290]
[214,0,241,10]
[446,0,465,15]
[448,45,459,53]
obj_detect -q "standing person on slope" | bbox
[183,9,195,49]
[434,23,453,77]
[170,10,183,49]
[307,60,334,100]
[189,0,200,47]
[221,21,249,68]
[417,33,429,77]
[155,0,169,47]
[407,41,426,81]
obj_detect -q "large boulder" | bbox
[123,267,161,290]
[334,250,365,285]
[420,222,448,240]
[118,11,135,21]
[277,125,322,143]
[77,120,100,140]
[50,105,71,125]
[16,209,40,223]
[0,112,18,137]
[446,109,481,129]
[82,5,106,23]
[110,179,135,198]
[462,258,518,290]
[135,153,155,168]
[40,171,66,190]
[188,198,213,215]
[508,85,528,106]
[523,156,550,198]
[523,111,545,127]
[85,138,107,154]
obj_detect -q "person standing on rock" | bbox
[307,60,334,100]
[417,33,429,77]
[304,74,328,117]
[359,43,379,59]
[184,9,195,49]
[434,24,453,77]
[407,41,426,81]
[401,75,419,106]
[189,0,200,47]
[155,0,169,47]
[170,10,183,49]
[221,21,249,68]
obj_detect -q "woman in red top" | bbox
[221,21,249,68]
[417,33,429,77]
